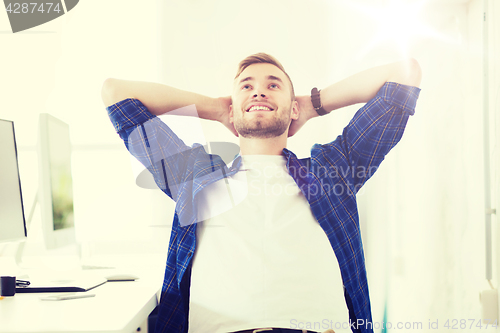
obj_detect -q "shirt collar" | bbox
[229,148,295,172]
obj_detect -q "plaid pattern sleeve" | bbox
[106,98,202,201]
[318,82,420,192]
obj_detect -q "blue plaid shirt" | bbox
[107,82,420,333]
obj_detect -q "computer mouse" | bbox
[105,273,139,282]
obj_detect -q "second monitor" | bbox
[38,113,75,250]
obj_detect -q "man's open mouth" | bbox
[246,105,274,112]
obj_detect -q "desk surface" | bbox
[0,269,163,333]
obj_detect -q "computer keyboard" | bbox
[15,276,107,293]
[81,264,115,270]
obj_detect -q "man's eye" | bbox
[242,84,251,90]
[270,83,279,89]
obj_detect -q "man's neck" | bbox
[238,134,287,155]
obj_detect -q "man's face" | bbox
[230,63,298,138]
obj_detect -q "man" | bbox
[102,53,421,333]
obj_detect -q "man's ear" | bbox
[229,104,234,124]
[291,100,299,120]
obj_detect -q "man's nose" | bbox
[253,91,266,98]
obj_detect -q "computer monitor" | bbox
[0,119,27,244]
[38,113,75,250]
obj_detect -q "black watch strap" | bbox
[311,87,328,116]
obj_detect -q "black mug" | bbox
[0,276,16,297]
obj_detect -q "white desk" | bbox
[0,269,163,333]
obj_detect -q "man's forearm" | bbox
[101,78,224,119]
[289,59,421,137]
[321,59,422,113]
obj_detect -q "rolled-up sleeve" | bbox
[107,98,156,141]
[106,98,196,200]
[313,82,421,192]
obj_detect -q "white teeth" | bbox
[248,106,272,112]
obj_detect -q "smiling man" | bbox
[102,53,421,333]
[230,60,299,155]
[231,62,298,142]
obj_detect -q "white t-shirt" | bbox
[189,155,350,333]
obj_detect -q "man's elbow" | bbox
[390,58,422,88]
[101,78,125,107]
[405,58,422,87]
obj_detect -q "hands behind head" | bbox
[288,95,319,137]
[216,96,238,137]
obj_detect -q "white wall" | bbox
[362,0,500,330]
[361,1,487,329]
[489,0,500,325]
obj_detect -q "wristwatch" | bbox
[311,87,328,116]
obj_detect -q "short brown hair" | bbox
[235,53,295,99]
